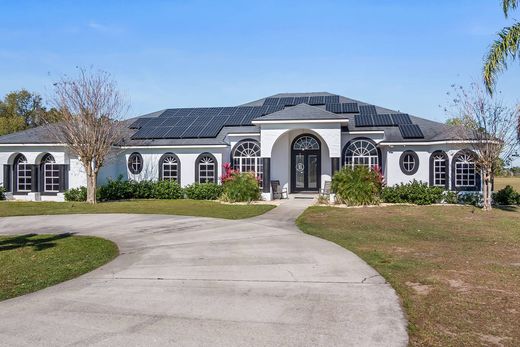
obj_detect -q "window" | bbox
[293,136,320,151]
[454,152,477,188]
[196,153,217,183]
[42,154,59,193]
[128,152,143,174]
[430,151,448,188]
[15,154,31,192]
[159,153,180,183]
[399,151,419,175]
[232,140,263,186]
[343,139,379,169]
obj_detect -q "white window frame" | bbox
[344,139,379,169]
[232,141,263,187]
[432,154,447,187]
[43,154,59,193]
[402,154,416,173]
[455,153,476,187]
[16,155,31,192]
[161,155,179,182]
[198,156,216,183]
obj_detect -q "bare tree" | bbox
[48,68,128,203]
[448,83,519,210]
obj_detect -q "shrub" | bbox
[64,186,87,202]
[98,176,133,201]
[130,180,156,199]
[493,185,520,205]
[332,166,382,206]
[152,180,184,199]
[0,186,6,201]
[381,180,444,205]
[221,172,261,203]
[443,191,458,204]
[184,182,223,200]
[458,192,483,207]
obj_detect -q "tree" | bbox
[448,83,520,210]
[0,89,59,136]
[483,0,519,95]
[48,68,128,203]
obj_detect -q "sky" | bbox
[0,0,518,124]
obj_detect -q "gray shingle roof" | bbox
[0,92,469,145]
[253,103,347,121]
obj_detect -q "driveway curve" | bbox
[0,199,408,346]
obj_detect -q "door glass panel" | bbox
[295,154,305,188]
[308,155,318,189]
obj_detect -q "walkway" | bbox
[0,198,408,346]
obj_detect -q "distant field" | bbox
[495,176,520,191]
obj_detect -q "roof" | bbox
[253,103,347,122]
[0,92,467,146]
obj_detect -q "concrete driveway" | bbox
[0,199,408,346]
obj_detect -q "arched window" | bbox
[159,153,180,183]
[14,154,31,193]
[196,153,217,183]
[343,139,379,169]
[452,150,480,191]
[399,150,419,175]
[429,151,448,188]
[293,136,320,150]
[41,154,59,193]
[128,152,143,174]
[232,140,263,185]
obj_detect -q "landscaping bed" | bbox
[297,205,520,346]
[0,199,275,219]
[0,233,118,301]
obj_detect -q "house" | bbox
[0,92,481,201]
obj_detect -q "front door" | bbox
[291,135,321,192]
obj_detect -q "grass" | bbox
[297,205,520,347]
[0,233,118,301]
[495,176,520,191]
[0,199,275,219]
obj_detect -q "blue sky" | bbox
[0,0,518,123]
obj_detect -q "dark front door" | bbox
[291,135,321,192]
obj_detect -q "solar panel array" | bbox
[129,94,424,140]
[131,105,284,140]
[399,124,424,139]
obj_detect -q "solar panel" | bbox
[278,97,295,106]
[294,96,309,105]
[152,127,173,138]
[159,109,180,117]
[160,117,181,126]
[373,114,394,126]
[359,105,377,115]
[165,127,186,138]
[219,107,238,116]
[324,95,340,104]
[263,98,279,106]
[342,103,359,113]
[129,118,152,129]
[325,103,343,113]
[354,114,374,127]
[308,96,325,105]
[174,108,194,117]
[391,113,412,125]
[181,125,206,138]
[199,115,229,138]
[266,105,284,114]
[399,124,424,139]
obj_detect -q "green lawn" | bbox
[0,234,118,301]
[0,199,275,219]
[495,176,520,191]
[297,205,520,347]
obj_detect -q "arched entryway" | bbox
[291,134,321,192]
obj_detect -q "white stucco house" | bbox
[0,92,481,201]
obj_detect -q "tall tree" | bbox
[449,83,519,210]
[483,0,519,94]
[49,68,128,203]
[0,89,55,136]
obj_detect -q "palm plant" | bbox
[483,0,519,94]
